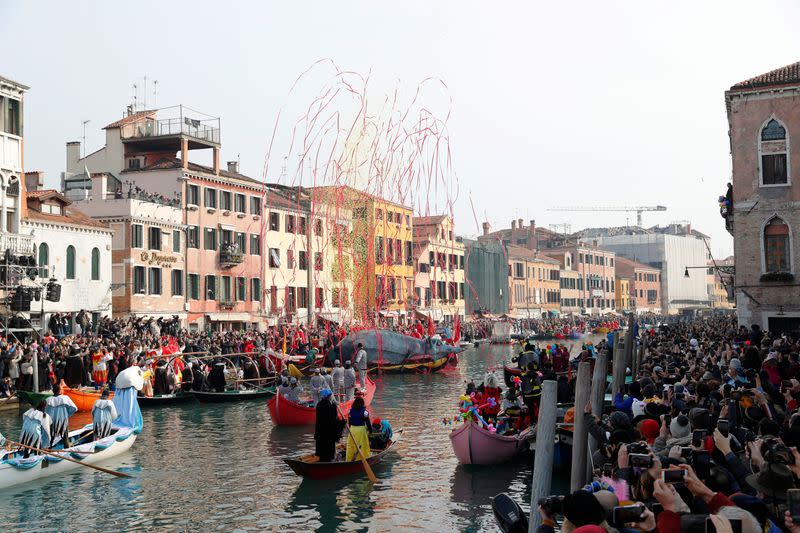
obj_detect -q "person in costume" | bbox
[285,377,302,404]
[152,359,174,396]
[20,401,52,458]
[91,348,113,390]
[92,388,118,440]
[309,368,326,405]
[331,359,344,399]
[208,359,227,393]
[314,388,344,462]
[343,360,357,401]
[369,418,393,450]
[44,383,77,447]
[354,343,368,390]
[345,396,371,462]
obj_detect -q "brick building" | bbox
[726,62,800,332]
[506,245,561,317]
[614,256,661,313]
[412,215,465,323]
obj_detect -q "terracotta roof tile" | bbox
[124,157,263,185]
[26,189,72,205]
[730,61,800,91]
[103,110,157,130]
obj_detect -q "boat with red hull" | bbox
[267,378,376,426]
[284,429,403,479]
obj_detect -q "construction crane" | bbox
[547,205,667,227]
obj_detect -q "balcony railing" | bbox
[105,187,181,207]
[0,233,34,256]
[120,113,220,145]
[220,244,244,268]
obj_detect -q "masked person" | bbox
[92,388,118,440]
[314,389,344,462]
[44,384,77,447]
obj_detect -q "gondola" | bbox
[502,364,521,387]
[268,378,376,426]
[16,390,52,407]
[137,390,196,407]
[450,420,531,465]
[284,429,403,479]
[192,386,276,404]
[62,385,114,412]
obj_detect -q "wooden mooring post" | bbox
[587,351,608,480]
[529,379,557,532]
[611,330,625,397]
[570,361,591,492]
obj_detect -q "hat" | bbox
[631,400,646,418]
[639,419,660,443]
[746,463,795,500]
[689,408,711,430]
[670,415,691,439]
[702,371,714,381]
[653,365,663,373]
[334,360,341,366]
[320,388,332,399]
[345,360,352,366]
[730,358,742,370]
[609,411,631,430]
[563,490,606,527]
[372,418,382,427]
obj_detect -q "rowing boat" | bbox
[16,390,52,408]
[62,386,114,412]
[449,420,531,465]
[0,366,144,490]
[137,391,196,407]
[192,386,275,404]
[284,429,402,479]
[267,379,376,426]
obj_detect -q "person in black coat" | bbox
[208,360,226,393]
[314,389,344,462]
[153,359,173,396]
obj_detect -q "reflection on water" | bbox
[0,339,594,531]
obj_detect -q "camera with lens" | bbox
[627,442,649,454]
[762,439,795,465]
[538,495,565,516]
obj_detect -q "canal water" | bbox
[0,340,595,532]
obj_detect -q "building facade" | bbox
[0,76,32,254]
[412,215,465,323]
[725,62,800,332]
[23,189,113,328]
[545,250,580,315]
[614,256,662,314]
[546,244,616,315]
[506,245,561,318]
[615,277,631,312]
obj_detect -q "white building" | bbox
[23,189,113,329]
[0,76,31,251]
[584,224,712,314]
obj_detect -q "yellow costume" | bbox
[345,425,371,462]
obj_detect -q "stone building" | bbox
[412,215,465,323]
[726,62,800,332]
[614,256,662,314]
[506,245,561,318]
[462,236,508,315]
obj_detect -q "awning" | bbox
[379,310,400,318]
[317,310,349,323]
[205,313,254,322]
[415,308,444,321]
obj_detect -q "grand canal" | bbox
[0,341,593,532]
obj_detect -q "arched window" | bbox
[764,217,790,272]
[91,247,100,280]
[38,243,49,278]
[66,245,76,279]
[760,118,789,186]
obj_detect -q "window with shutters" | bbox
[250,234,261,255]
[172,269,184,296]
[220,191,232,211]
[188,274,200,300]
[187,226,199,248]
[764,217,791,272]
[250,196,262,215]
[760,118,790,186]
[131,224,143,248]
[205,275,216,300]
[204,228,217,250]
[204,187,217,208]
[251,278,261,302]
[148,267,162,295]
[66,245,76,279]
[148,227,161,250]
[173,230,181,253]
[133,266,146,294]
[91,248,100,280]
[234,193,246,213]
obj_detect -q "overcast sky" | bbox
[4,1,800,257]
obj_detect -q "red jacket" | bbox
[656,492,735,533]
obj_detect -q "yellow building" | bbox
[412,215,465,322]
[615,277,631,312]
[311,186,413,322]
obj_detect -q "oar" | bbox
[7,440,131,478]
[335,404,378,483]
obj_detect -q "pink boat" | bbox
[449,420,531,465]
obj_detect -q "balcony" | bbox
[119,105,220,151]
[219,300,236,310]
[0,233,34,256]
[220,244,244,268]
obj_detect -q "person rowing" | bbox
[44,383,77,448]
[332,360,344,399]
[310,368,326,405]
[20,401,52,458]
[92,388,117,440]
[345,396,371,462]
[343,360,357,401]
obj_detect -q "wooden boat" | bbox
[137,390,196,407]
[449,420,531,465]
[369,355,451,374]
[268,379,376,426]
[16,390,52,407]
[62,386,114,412]
[192,386,275,404]
[284,429,403,480]
[0,366,144,490]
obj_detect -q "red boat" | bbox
[284,429,402,479]
[267,378,377,426]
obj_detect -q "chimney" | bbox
[25,171,43,192]
[482,222,491,236]
[593,240,598,247]
[511,220,517,230]
[227,161,239,173]
[66,141,81,174]
[687,223,691,235]
[517,218,524,230]
[91,172,108,201]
